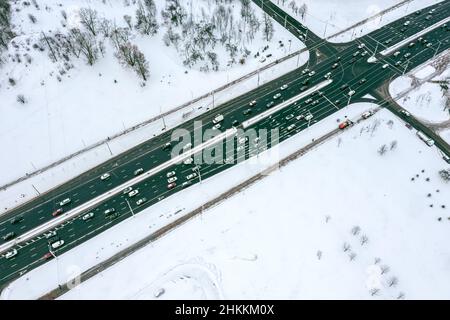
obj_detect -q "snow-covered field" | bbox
[273,0,444,42]
[0,0,307,212]
[4,103,450,299]
[60,108,450,300]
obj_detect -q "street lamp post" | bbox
[126,199,135,217]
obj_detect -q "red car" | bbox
[43,252,53,260]
[167,182,177,190]
[339,120,352,129]
[52,208,63,217]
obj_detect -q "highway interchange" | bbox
[1,0,450,289]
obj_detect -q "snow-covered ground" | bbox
[389,51,450,143]
[273,0,444,42]
[0,0,307,212]
[4,102,450,299]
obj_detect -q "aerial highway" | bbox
[0,0,450,288]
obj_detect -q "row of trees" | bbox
[161,0,276,71]
[0,0,14,63]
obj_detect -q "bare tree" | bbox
[387,276,398,288]
[262,13,274,42]
[69,28,99,65]
[79,8,98,36]
[17,94,26,104]
[360,234,369,246]
[351,226,361,236]
[380,265,390,275]
[378,144,387,156]
[343,242,351,252]
[349,252,357,261]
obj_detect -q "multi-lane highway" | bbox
[1,0,450,289]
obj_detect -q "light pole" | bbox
[49,246,60,289]
[126,199,135,217]
[434,41,441,58]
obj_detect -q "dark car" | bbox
[10,216,23,224]
[2,232,16,241]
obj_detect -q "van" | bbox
[59,198,71,206]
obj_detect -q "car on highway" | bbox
[104,208,116,216]
[404,53,411,58]
[52,208,63,217]
[408,42,415,47]
[248,100,257,107]
[401,110,411,117]
[352,51,360,57]
[357,43,365,49]
[128,189,139,197]
[305,114,313,121]
[4,249,18,259]
[166,171,176,178]
[308,71,316,77]
[167,182,177,189]
[302,68,310,75]
[10,216,23,224]
[395,60,402,66]
[2,232,15,241]
[403,20,410,26]
[238,137,248,144]
[273,93,282,99]
[59,198,71,206]
[339,120,352,129]
[266,101,274,108]
[213,114,224,124]
[122,186,133,194]
[82,212,94,221]
[382,64,389,69]
[136,197,147,206]
[183,157,193,165]
[232,120,240,127]
[300,86,308,91]
[340,84,349,90]
[362,110,374,119]
[285,114,294,120]
[287,124,296,131]
[182,181,192,188]
[51,240,65,249]
[212,123,221,130]
[331,63,339,69]
[442,154,450,164]
[296,114,305,120]
[134,168,144,176]
[162,142,171,151]
[182,143,192,152]
[393,51,401,57]
[312,100,320,106]
[167,176,177,184]
[301,79,309,85]
[324,72,331,79]
[425,15,432,21]
[361,51,368,57]
[280,84,288,90]
[400,27,407,33]
[243,108,252,115]
[44,231,57,239]
[384,38,392,44]
[359,78,366,85]
[43,252,53,260]
[100,173,111,181]
[348,90,356,97]
[186,172,198,180]
[335,100,341,105]
[426,43,432,48]
[191,165,201,172]
[305,98,313,104]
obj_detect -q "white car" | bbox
[51,240,65,249]
[100,173,111,181]
[136,197,147,206]
[348,90,356,96]
[296,114,305,120]
[5,249,17,259]
[186,173,198,180]
[357,43,366,49]
[82,212,94,221]
[183,157,193,165]
[212,114,224,124]
[324,72,332,79]
[362,111,374,119]
[308,71,316,77]
[212,123,221,130]
[4,249,17,259]
[305,114,314,121]
[238,137,248,144]
[45,231,57,239]
[166,171,176,178]
[287,124,296,131]
[302,68,310,75]
[59,198,71,206]
[167,176,177,183]
[134,168,144,176]
[382,64,389,69]
[248,100,257,107]
[401,110,411,116]
[182,143,192,152]
[273,93,282,99]
[128,189,139,197]
[280,84,288,90]
[104,208,116,215]
[122,186,133,194]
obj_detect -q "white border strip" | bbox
[242,80,333,129]
[0,128,237,255]
[380,16,450,56]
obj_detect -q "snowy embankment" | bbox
[0,0,307,213]
[273,0,443,42]
[389,51,450,143]
[3,101,376,299]
[4,103,450,300]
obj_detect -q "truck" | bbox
[416,131,434,146]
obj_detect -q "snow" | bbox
[4,102,450,300]
[0,0,308,213]
[273,0,444,43]
[58,109,450,300]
